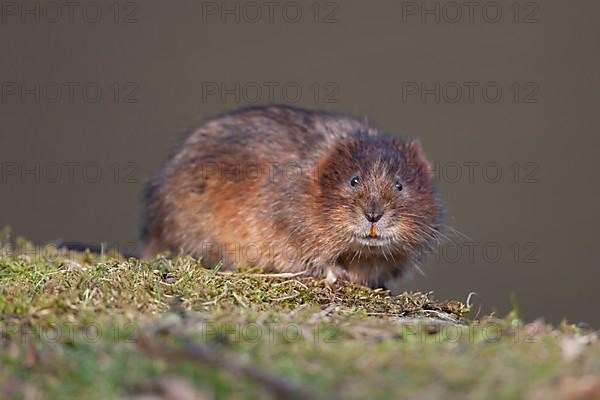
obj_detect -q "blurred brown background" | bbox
[1,0,598,325]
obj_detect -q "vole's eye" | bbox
[395,180,404,192]
[350,176,360,187]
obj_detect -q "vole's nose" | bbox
[365,211,383,223]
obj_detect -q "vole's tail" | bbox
[56,241,141,259]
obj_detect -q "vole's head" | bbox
[315,133,443,255]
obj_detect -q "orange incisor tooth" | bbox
[369,225,377,238]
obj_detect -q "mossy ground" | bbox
[0,235,599,400]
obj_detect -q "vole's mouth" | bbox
[353,234,392,247]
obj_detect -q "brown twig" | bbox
[137,333,331,400]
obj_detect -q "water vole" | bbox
[142,105,443,288]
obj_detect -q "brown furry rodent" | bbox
[142,105,443,288]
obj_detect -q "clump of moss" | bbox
[1,236,599,400]
[0,246,466,322]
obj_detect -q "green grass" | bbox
[0,237,599,399]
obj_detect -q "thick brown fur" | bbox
[142,105,443,288]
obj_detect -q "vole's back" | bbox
[142,105,376,266]
[174,105,372,165]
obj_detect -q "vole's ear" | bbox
[405,138,422,152]
[402,139,434,181]
[403,139,428,162]
[315,140,353,186]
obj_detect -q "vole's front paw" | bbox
[316,265,351,289]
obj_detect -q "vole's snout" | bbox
[364,197,384,223]
[364,209,384,223]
